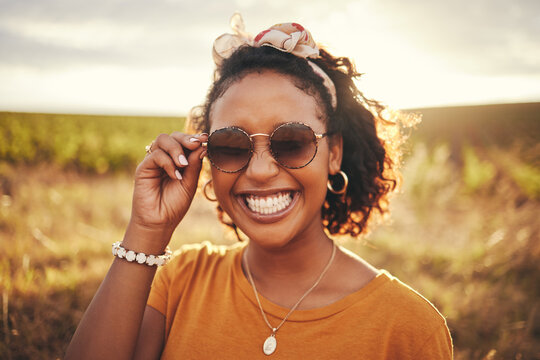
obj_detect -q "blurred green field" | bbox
[1,104,539,359]
[0,112,185,173]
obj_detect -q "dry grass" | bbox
[343,143,540,359]
[0,105,539,359]
[0,163,229,359]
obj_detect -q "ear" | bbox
[327,134,343,175]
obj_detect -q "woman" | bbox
[66,14,453,359]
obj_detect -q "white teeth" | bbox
[245,192,293,215]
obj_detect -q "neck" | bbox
[244,225,334,286]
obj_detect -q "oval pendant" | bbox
[263,335,277,355]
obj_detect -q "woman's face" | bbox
[208,71,342,249]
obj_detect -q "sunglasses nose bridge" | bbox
[248,133,271,152]
[249,133,271,140]
[247,133,281,169]
[245,140,281,180]
[250,133,269,152]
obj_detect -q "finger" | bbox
[179,134,208,188]
[167,131,208,173]
[145,149,181,181]
[169,132,208,156]
[152,133,188,168]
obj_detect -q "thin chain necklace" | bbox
[243,241,337,356]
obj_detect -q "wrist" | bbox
[122,220,175,255]
[112,241,172,266]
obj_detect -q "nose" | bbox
[245,136,279,182]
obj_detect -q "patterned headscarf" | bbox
[213,13,337,109]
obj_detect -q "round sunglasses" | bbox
[202,122,328,173]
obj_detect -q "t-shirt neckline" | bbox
[232,244,392,322]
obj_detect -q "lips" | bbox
[244,191,294,215]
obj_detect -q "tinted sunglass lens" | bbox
[208,128,251,172]
[271,123,317,168]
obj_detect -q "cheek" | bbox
[210,169,235,207]
[302,155,331,202]
[309,172,329,201]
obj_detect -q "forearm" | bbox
[65,224,172,360]
[66,130,204,359]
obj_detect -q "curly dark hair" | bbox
[189,45,414,238]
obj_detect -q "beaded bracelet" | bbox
[112,241,172,266]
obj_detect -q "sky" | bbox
[0,0,539,115]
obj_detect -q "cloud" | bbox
[2,0,539,74]
[0,0,538,114]
[0,0,227,27]
[366,0,540,75]
[0,21,214,70]
[0,0,237,70]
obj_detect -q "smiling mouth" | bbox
[243,191,294,215]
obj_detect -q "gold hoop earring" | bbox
[327,170,348,195]
[203,179,217,202]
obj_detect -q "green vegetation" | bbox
[0,112,185,173]
[1,105,539,359]
[461,144,495,192]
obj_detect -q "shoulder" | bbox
[370,270,447,329]
[368,270,453,358]
[161,241,244,278]
[380,272,442,312]
[148,241,244,314]
[172,240,242,262]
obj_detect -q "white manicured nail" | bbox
[179,155,188,166]
[189,137,200,142]
[175,170,182,180]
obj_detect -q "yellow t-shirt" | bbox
[148,242,453,359]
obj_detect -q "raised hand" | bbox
[126,131,208,252]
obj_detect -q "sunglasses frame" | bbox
[202,122,328,173]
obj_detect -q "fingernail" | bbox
[199,150,207,160]
[189,137,200,143]
[200,133,209,136]
[175,169,182,180]
[179,155,188,166]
